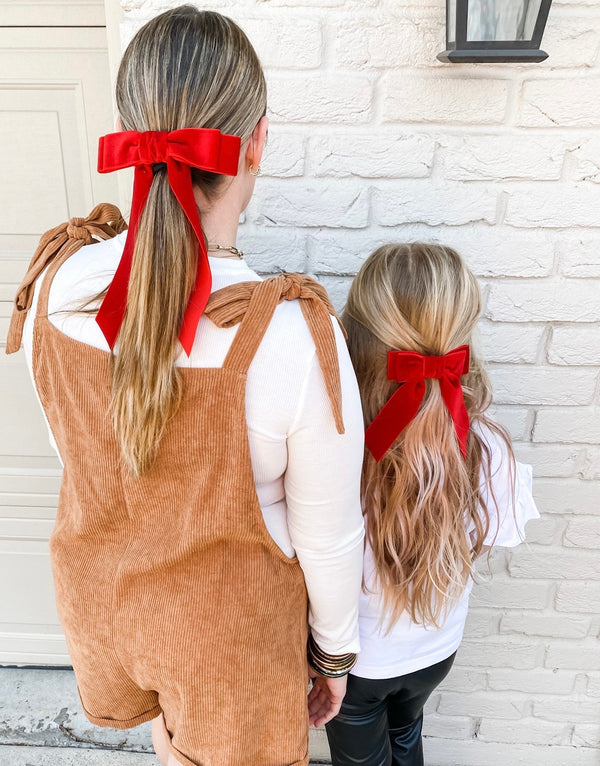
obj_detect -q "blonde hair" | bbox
[111,6,266,475]
[343,243,514,628]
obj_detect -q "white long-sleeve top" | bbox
[22,230,365,655]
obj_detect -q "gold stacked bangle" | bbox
[307,634,357,678]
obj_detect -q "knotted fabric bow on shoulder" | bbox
[96,128,241,354]
[5,204,127,355]
[365,345,470,462]
[205,273,346,435]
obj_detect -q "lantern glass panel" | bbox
[467,0,543,42]
[447,0,457,44]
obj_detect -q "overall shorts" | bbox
[11,209,344,766]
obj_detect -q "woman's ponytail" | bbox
[111,172,196,475]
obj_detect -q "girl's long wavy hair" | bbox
[108,6,266,475]
[343,243,514,628]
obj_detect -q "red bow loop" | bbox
[95,128,241,354]
[387,351,426,383]
[366,345,471,462]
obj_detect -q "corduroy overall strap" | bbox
[205,272,346,434]
[5,203,127,354]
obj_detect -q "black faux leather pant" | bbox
[325,652,456,766]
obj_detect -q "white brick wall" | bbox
[121,2,600,763]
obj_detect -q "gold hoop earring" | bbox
[248,163,261,177]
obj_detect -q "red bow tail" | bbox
[165,159,210,354]
[439,373,470,458]
[95,164,153,348]
[365,379,425,462]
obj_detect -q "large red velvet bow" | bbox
[365,345,470,462]
[96,128,241,354]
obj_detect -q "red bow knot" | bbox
[136,130,169,165]
[423,355,451,379]
[366,345,470,462]
[96,128,241,354]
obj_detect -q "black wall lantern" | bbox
[438,0,553,63]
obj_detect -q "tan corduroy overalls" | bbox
[7,206,346,766]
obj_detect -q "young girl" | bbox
[325,243,539,766]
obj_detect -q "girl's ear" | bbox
[246,115,269,169]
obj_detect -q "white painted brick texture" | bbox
[122,2,600,763]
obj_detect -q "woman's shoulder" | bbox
[48,231,126,314]
[231,269,342,357]
[258,288,328,376]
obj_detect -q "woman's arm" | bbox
[284,318,365,726]
[284,319,365,656]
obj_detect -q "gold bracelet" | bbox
[307,634,357,678]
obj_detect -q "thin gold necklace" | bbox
[207,244,244,259]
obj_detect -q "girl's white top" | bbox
[22,231,366,655]
[353,423,539,679]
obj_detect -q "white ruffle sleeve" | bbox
[474,423,540,548]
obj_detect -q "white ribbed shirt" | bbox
[22,231,366,655]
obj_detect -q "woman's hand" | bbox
[307,667,348,727]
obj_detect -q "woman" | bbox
[8,7,364,766]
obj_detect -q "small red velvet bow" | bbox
[96,128,241,354]
[365,345,470,462]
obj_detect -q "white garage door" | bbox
[0,1,119,665]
